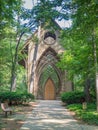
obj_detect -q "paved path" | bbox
[20,100,98,130]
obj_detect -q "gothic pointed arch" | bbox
[36,47,59,69]
[36,47,60,74]
[37,65,61,99]
[35,47,63,99]
[25,25,72,99]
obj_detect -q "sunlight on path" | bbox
[20,100,98,130]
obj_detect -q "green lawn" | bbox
[67,103,98,125]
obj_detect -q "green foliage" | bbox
[0,0,97,97]
[0,0,23,38]
[57,0,98,103]
[0,39,12,90]
[61,91,85,104]
[0,43,27,91]
[16,66,28,92]
[0,0,27,91]
[0,92,34,105]
[31,0,69,30]
[67,103,98,125]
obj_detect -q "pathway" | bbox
[20,100,98,130]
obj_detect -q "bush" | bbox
[0,92,35,105]
[67,103,98,125]
[61,91,85,104]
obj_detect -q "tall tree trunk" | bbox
[72,81,74,91]
[11,69,16,91]
[10,32,24,91]
[84,78,91,102]
[96,73,98,112]
[92,29,98,112]
[72,75,74,91]
[93,40,98,112]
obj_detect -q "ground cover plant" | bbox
[61,91,98,125]
[67,103,98,125]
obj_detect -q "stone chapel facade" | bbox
[22,24,72,100]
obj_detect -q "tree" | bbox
[71,0,98,110]
[0,0,23,39]
[30,0,69,29]
[57,0,98,109]
[1,0,69,91]
[0,0,24,90]
[0,0,34,91]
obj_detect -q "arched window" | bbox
[44,32,56,45]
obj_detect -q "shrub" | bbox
[61,91,85,104]
[20,93,35,103]
[67,103,98,125]
[0,92,34,105]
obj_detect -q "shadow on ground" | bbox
[0,102,36,130]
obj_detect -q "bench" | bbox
[1,103,13,117]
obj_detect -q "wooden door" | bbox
[44,79,55,100]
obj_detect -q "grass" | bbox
[67,103,98,125]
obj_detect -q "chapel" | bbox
[21,22,72,99]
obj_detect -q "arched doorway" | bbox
[44,78,55,100]
[36,47,62,99]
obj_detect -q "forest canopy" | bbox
[0,0,98,110]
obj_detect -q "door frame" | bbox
[44,78,56,100]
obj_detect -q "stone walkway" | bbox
[20,100,98,130]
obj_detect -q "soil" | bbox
[0,102,38,130]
